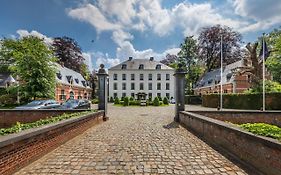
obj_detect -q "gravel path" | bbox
[15,104,249,175]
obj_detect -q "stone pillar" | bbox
[174,63,187,122]
[97,64,109,121]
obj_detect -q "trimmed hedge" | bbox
[185,95,202,105]
[202,93,281,110]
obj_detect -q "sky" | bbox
[0,0,281,71]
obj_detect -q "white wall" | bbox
[108,69,175,99]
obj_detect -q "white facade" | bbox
[108,58,175,100]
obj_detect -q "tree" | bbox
[0,36,57,100]
[177,36,203,94]
[80,63,91,80]
[198,25,242,72]
[52,36,85,73]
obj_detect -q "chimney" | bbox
[128,57,133,61]
[149,57,154,61]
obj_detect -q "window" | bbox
[122,83,126,90]
[157,93,161,97]
[121,64,127,69]
[131,93,135,98]
[148,83,152,90]
[122,93,126,97]
[148,74,152,80]
[122,74,126,80]
[156,64,161,70]
[114,83,118,90]
[148,93,152,99]
[131,74,135,80]
[166,93,170,99]
[166,83,170,90]
[113,74,118,80]
[224,89,228,93]
[139,64,144,69]
[60,90,66,100]
[113,93,117,98]
[131,83,135,90]
[166,74,170,80]
[140,83,144,90]
[157,74,161,80]
[157,83,161,90]
[140,74,144,80]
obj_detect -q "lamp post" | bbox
[97,64,108,121]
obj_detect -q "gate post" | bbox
[174,63,187,122]
[97,64,109,121]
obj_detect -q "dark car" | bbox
[15,100,60,110]
[58,99,91,109]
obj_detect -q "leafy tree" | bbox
[198,25,242,72]
[0,36,57,100]
[123,97,129,106]
[153,97,160,106]
[114,97,120,104]
[80,63,90,80]
[163,97,169,105]
[160,54,178,66]
[52,36,85,73]
[245,80,281,93]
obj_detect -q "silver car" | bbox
[15,100,60,110]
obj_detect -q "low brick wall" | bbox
[0,111,104,175]
[0,109,90,128]
[189,110,281,127]
[180,111,281,175]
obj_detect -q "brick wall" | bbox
[0,111,104,175]
[0,109,90,128]
[180,111,281,175]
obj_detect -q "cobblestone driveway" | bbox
[15,104,249,175]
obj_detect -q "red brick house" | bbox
[55,64,92,102]
[194,59,261,95]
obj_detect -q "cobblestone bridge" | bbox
[15,105,250,175]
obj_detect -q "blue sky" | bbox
[0,0,281,71]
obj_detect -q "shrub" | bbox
[202,93,281,110]
[239,123,281,140]
[158,96,162,101]
[0,88,7,96]
[159,101,163,106]
[153,97,160,106]
[163,97,169,105]
[129,100,140,106]
[114,97,120,104]
[91,98,99,104]
[123,97,129,106]
[129,96,134,101]
[109,97,114,103]
[0,94,17,106]
[121,96,124,101]
[185,95,202,105]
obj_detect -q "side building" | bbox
[108,57,175,100]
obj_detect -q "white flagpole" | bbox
[262,33,265,111]
[220,36,223,110]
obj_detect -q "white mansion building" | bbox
[108,57,175,100]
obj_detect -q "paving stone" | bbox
[14,104,249,175]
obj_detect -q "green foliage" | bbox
[158,96,162,101]
[0,88,7,96]
[185,95,202,105]
[153,97,160,106]
[0,36,57,100]
[239,123,281,141]
[0,111,95,135]
[163,97,169,105]
[245,80,281,93]
[109,97,114,103]
[129,96,134,101]
[129,100,140,106]
[91,98,99,104]
[114,97,120,104]
[80,63,91,80]
[0,94,17,106]
[123,97,129,106]
[121,96,124,101]
[202,93,281,110]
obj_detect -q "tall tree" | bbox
[0,36,57,100]
[198,25,242,72]
[52,36,85,73]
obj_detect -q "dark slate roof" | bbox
[0,73,16,87]
[56,64,91,89]
[109,58,173,70]
[194,60,244,89]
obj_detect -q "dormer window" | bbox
[139,64,144,69]
[121,64,127,69]
[66,76,73,84]
[56,72,62,80]
[226,73,232,81]
[156,64,161,70]
[81,80,86,87]
[75,78,79,84]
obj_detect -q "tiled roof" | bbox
[56,64,91,89]
[0,73,16,87]
[195,60,245,89]
[109,58,173,70]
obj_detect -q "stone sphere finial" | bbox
[98,64,106,74]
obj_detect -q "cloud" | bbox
[16,29,53,44]
[111,30,134,46]
[82,52,93,72]
[67,4,120,33]
[232,0,281,32]
[92,51,121,68]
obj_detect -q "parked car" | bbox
[15,100,60,110]
[170,98,175,104]
[58,99,91,109]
